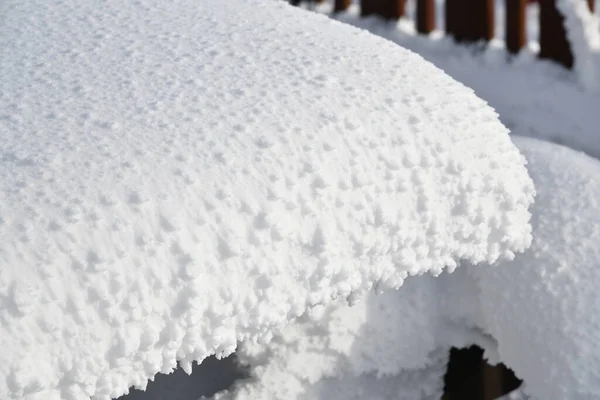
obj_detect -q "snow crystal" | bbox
[0,0,533,398]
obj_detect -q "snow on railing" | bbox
[304,0,596,70]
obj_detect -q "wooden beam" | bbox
[506,0,527,53]
[417,0,436,34]
[334,0,351,12]
[360,0,405,19]
[474,0,495,41]
[539,0,574,68]
[445,0,456,36]
[381,0,405,19]
[447,0,494,42]
[360,0,373,16]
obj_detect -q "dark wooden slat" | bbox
[449,0,468,40]
[334,0,351,12]
[417,0,436,34]
[506,0,527,53]
[380,0,405,19]
[447,0,494,42]
[539,0,573,68]
[360,0,375,17]
[360,0,405,19]
[445,0,455,35]
[473,0,495,41]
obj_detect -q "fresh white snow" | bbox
[475,136,600,400]
[0,0,535,399]
[210,136,600,400]
[208,272,483,400]
[324,3,600,158]
[557,0,600,91]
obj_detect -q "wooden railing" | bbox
[310,0,596,68]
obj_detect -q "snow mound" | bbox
[0,0,533,399]
[475,136,600,400]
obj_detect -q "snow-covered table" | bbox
[0,0,533,399]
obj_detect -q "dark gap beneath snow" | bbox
[115,354,247,400]
[114,345,522,400]
[442,345,522,400]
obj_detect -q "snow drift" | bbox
[0,0,533,399]
[213,136,600,400]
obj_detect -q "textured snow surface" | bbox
[326,3,600,158]
[209,272,493,400]
[210,137,600,400]
[474,136,600,400]
[0,0,534,399]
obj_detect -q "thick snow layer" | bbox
[211,136,600,400]
[0,0,534,399]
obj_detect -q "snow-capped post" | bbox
[360,0,405,19]
[417,0,436,34]
[446,0,494,42]
[506,0,527,53]
[334,0,351,12]
[539,0,574,67]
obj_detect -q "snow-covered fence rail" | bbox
[323,0,595,68]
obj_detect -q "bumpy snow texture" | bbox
[213,137,600,400]
[0,0,534,399]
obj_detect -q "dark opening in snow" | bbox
[442,345,522,400]
[115,354,247,400]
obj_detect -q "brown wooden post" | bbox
[360,0,405,19]
[588,0,595,12]
[334,0,351,12]
[539,0,573,68]
[360,0,373,16]
[447,0,494,42]
[445,0,455,35]
[381,0,405,19]
[417,0,436,34]
[506,0,527,53]
[473,0,495,41]
[448,0,467,40]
